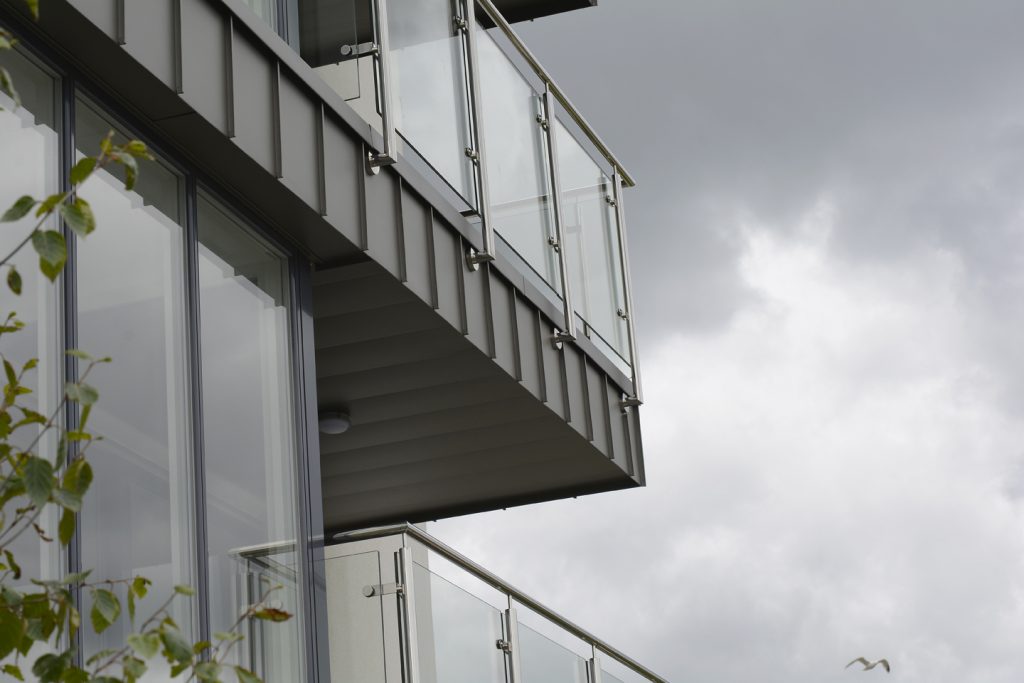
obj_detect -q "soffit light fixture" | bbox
[318,410,351,435]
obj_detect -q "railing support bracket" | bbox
[465,246,495,271]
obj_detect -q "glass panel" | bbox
[477,28,559,293]
[517,622,588,683]
[556,121,629,360]
[324,551,388,683]
[387,0,475,202]
[197,193,304,683]
[299,0,380,123]
[242,0,280,33]
[75,99,194,676]
[0,51,62,665]
[413,563,506,683]
[602,672,626,683]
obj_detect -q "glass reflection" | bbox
[75,99,194,679]
[477,28,559,293]
[555,121,629,360]
[197,193,303,682]
[387,0,475,202]
[517,622,588,683]
[414,563,506,683]
[0,49,62,634]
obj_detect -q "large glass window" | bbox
[197,194,304,682]
[75,99,195,674]
[0,47,63,622]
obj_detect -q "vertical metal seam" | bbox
[184,174,210,651]
[115,0,125,45]
[396,179,408,283]
[172,0,183,94]
[455,237,469,336]
[426,208,439,310]
[315,103,327,216]
[272,61,283,179]
[358,144,369,251]
[602,376,614,462]
[224,16,235,138]
[483,264,495,359]
[509,290,522,382]
[534,309,547,403]
[558,340,570,423]
[580,357,594,442]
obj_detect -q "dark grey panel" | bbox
[321,117,362,246]
[179,0,230,133]
[431,215,463,332]
[123,0,177,88]
[460,256,492,357]
[488,272,517,379]
[540,324,567,421]
[70,0,118,40]
[606,380,629,472]
[279,72,321,209]
[314,328,463,379]
[399,187,434,307]
[514,294,542,399]
[315,302,443,349]
[230,25,276,172]
[626,407,643,483]
[563,344,590,440]
[585,360,610,456]
[363,168,401,277]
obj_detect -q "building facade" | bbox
[0,0,655,680]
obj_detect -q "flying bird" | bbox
[846,658,891,673]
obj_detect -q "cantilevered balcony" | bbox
[322,525,668,683]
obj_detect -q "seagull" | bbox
[846,658,891,673]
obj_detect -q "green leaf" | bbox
[194,661,222,683]
[173,584,195,596]
[2,663,23,681]
[58,198,95,238]
[131,576,150,599]
[127,632,160,659]
[4,358,16,386]
[192,640,210,654]
[124,140,152,158]
[122,656,147,679]
[6,267,21,295]
[116,153,139,191]
[64,349,92,361]
[23,455,54,507]
[51,488,82,512]
[213,630,243,643]
[35,192,66,217]
[159,624,193,663]
[89,588,121,634]
[0,608,24,659]
[1,195,35,222]
[63,459,93,496]
[64,382,99,406]
[30,229,66,281]
[1,586,22,606]
[0,67,19,106]
[68,157,96,186]
[58,508,75,546]
[235,666,261,683]
[252,607,291,622]
[59,667,88,683]
[31,652,68,683]
[24,0,39,19]
[4,550,21,580]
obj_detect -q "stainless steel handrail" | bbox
[473,0,636,188]
[333,523,670,683]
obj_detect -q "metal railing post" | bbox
[461,0,496,269]
[503,607,523,683]
[367,0,398,171]
[396,545,421,683]
[588,649,604,683]
[612,170,642,406]
[543,87,577,345]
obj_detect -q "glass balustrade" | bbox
[323,527,665,683]
[291,0,638,388]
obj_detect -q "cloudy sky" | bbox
[433,2,1024,681]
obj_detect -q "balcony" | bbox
[319,524,668,683]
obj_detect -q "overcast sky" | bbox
[433,2,1024,681]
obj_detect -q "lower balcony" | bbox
[319,524,667,683]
